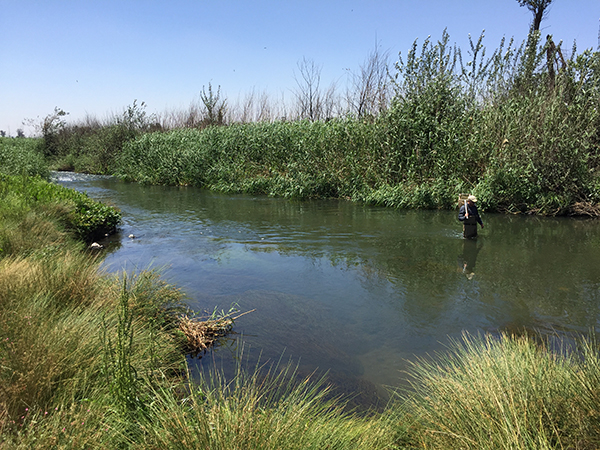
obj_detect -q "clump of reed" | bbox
[398,331,600,449]
[178,307,255,357]
[131,353,396,450]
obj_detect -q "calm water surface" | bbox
[54,172,600,405]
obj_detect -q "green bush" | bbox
[0,137,49,178]
[0,174,121,243]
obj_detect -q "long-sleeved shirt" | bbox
[458,203,483,226]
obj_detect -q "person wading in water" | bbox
[458,194,484,238]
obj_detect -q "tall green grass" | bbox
[399,331,600,449]
[115,120,387,200]
[0,175,182,448]
[0,137,49,178]
[131,354,396,450]
[81,32,596,214]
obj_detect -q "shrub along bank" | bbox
[41,32,600,216]
[0,137,48,179]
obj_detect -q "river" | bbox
[53,172,600,408]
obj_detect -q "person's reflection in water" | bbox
[458,238,481,280]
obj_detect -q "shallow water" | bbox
[54,172,600,406]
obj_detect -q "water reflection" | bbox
[458,238,481,280]
[52,172,600,407]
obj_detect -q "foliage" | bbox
[110,30,599,214]
[28,30,600,215]
[0,174,121,243]
[0,175,184,448]
[399,331,600,449]
[517,0,554,32]
[40,101,159,173]
[36,107,70,158]
[0,137,49,178]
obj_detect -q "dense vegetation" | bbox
[4,27,600,448]
[0,137,49,178]
[3,175,600,448]
[3,122,600,449]
[33,31,600,215]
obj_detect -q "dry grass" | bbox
[567,201,600,217]
[178,309,255,357]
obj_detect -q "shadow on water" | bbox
[53,172,600,410]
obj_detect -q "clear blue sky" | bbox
[1,0,599,136]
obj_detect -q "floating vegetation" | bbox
[178,308,255,357]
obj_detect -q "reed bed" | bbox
[0,137,48,178]
[37,31,600,215]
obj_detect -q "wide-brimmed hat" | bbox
[467,195,477,202]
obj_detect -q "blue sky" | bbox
[1,0,599,136]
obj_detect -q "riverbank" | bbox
[0,173,399,448]
[3,142,600,447]
[29,32,600,216]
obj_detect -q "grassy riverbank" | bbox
[0,169,399,448]
[2,153,600,447]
